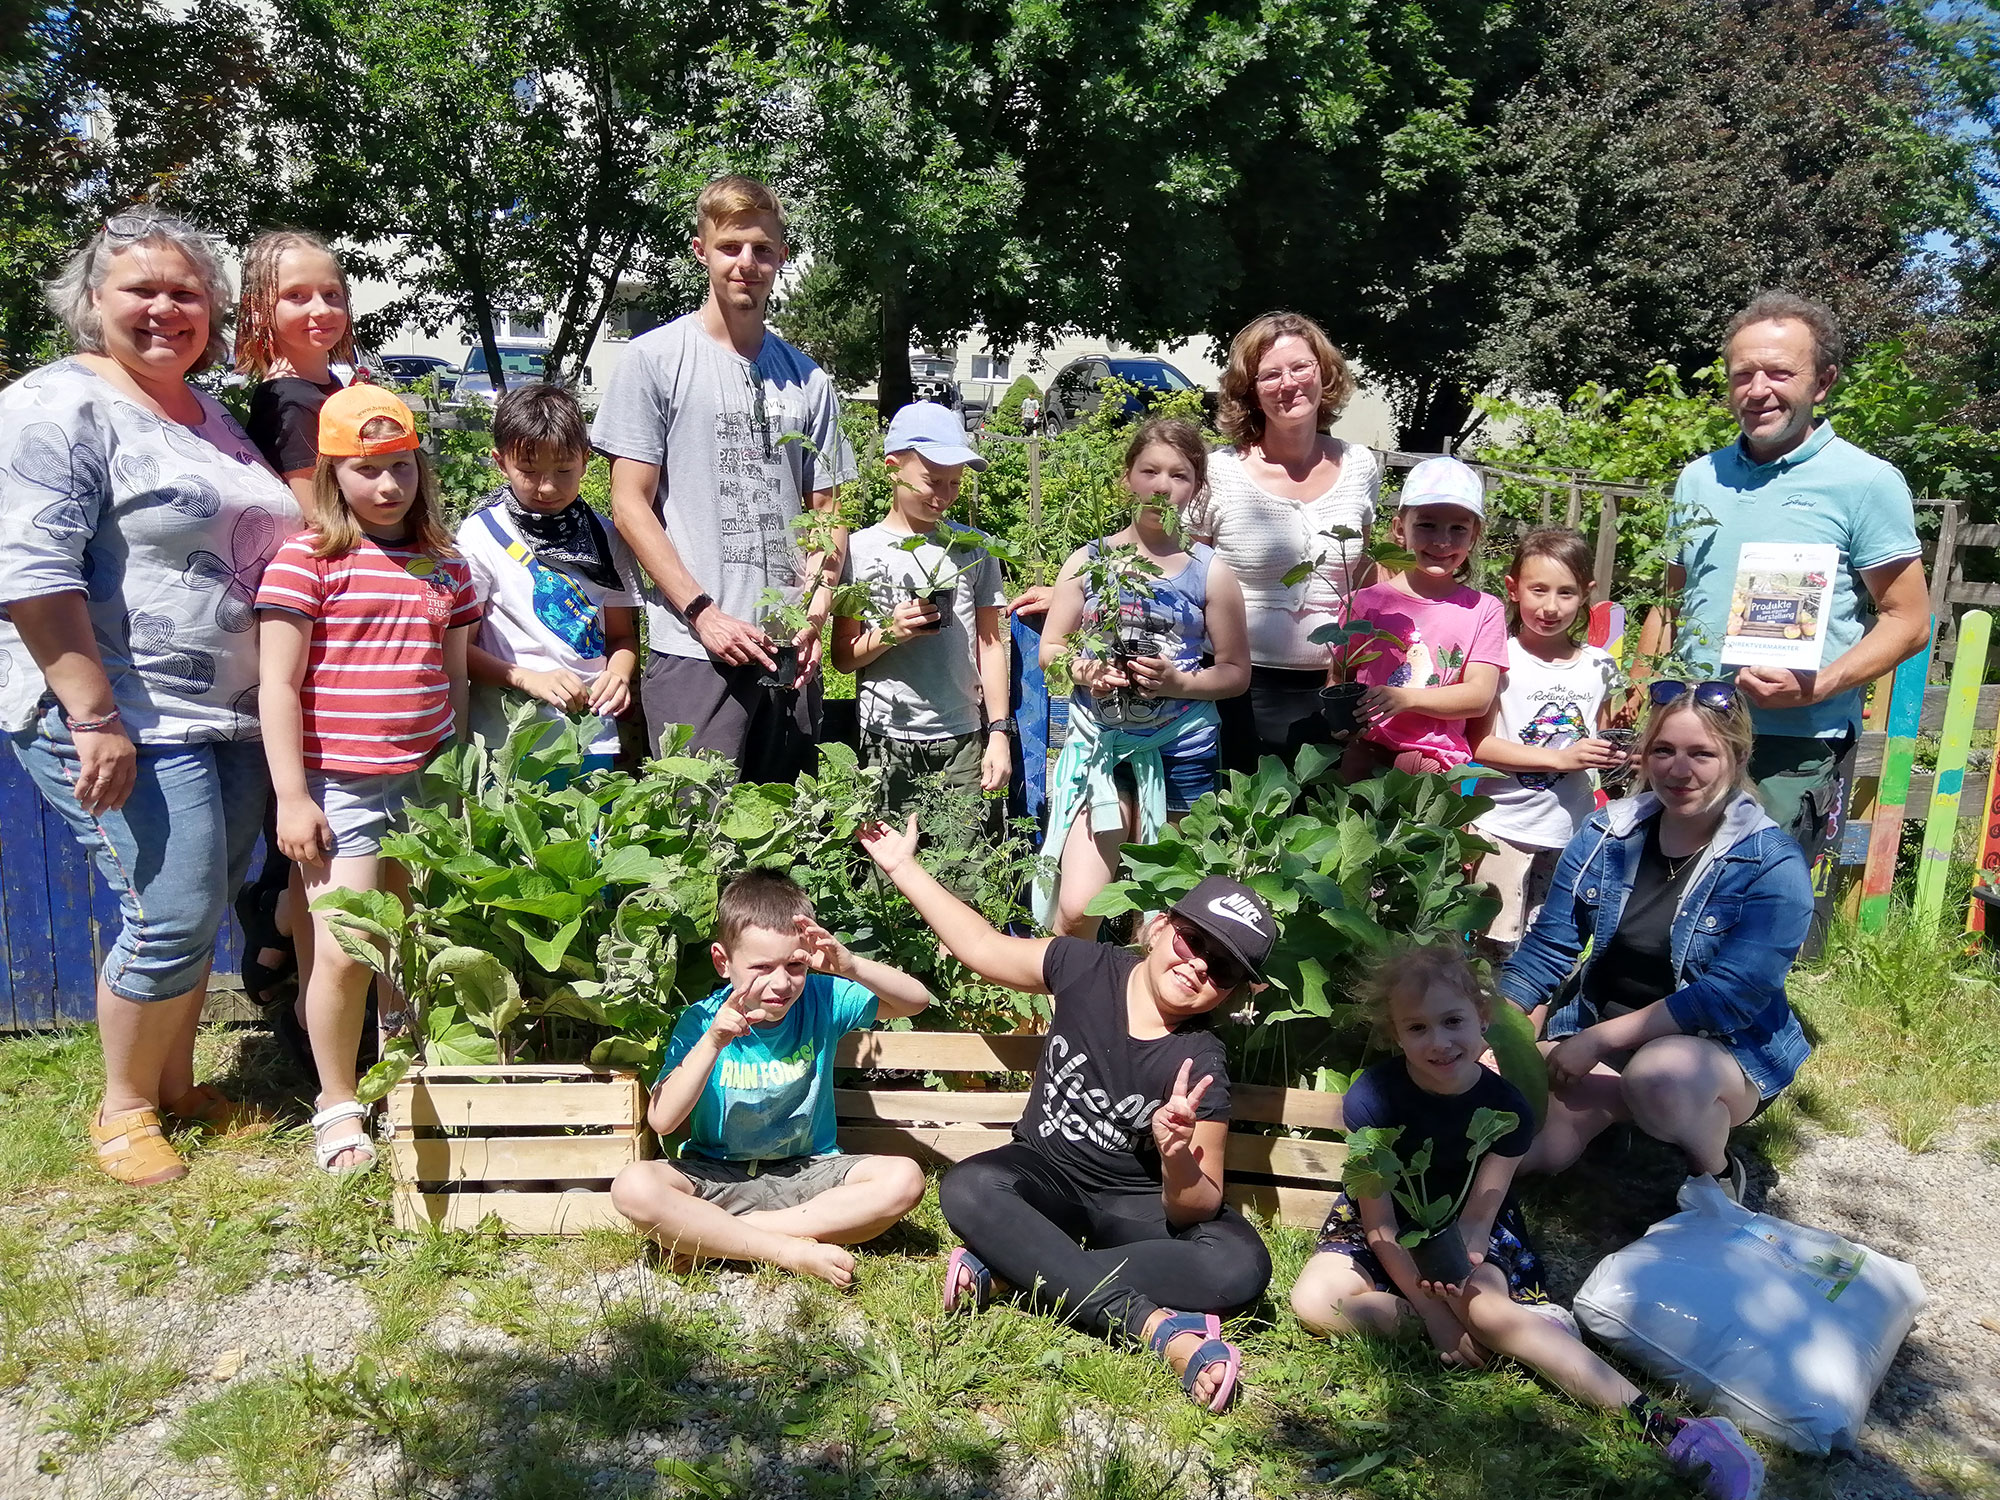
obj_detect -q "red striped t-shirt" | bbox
[255,534,482,774]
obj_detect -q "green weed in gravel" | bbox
[168,1372,346,1500]
[43,1348,188,1451]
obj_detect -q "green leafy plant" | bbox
[1042,541,1167,703]
[1291,527,1416,683]
[1341,1107,1520,1245]
[1086,748,1499,1084]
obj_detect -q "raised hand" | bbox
[708,975,774,1046]
[1149,1058,1213,1162]
[857,813,921,877]
[794,913,853,977]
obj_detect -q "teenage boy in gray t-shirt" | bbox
[832,402,1011,815]
[592,175,856,781]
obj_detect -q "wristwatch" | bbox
[683,593,714,628]
[984,719,1015,738]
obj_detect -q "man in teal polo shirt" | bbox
[1647,292,1931,927]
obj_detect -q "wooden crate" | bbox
[833,1031,1347,1228]
[385,1064,651,1235]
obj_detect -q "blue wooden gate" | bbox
[0,749,246,1030]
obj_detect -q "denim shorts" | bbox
[305,769,422,858]
[1112,748,1218,814]
[10,706,270,1003]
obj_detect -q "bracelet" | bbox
[64,708,122,734]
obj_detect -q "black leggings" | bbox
[1218,665,1335,774]
[938,1143,1272,1344]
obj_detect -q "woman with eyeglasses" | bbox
[860,815,1276,1412]
[1495,680,1813,1201]
[1187,312,1381,772]
[0,208,301,1185]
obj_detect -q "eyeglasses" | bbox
[1648,679,1740,713]
[1254,361,1321,389]
[1167,918,1248,991]
[744,365,772,460]
[103,212,198,240]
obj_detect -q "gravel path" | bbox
[3,1100,1995,1498]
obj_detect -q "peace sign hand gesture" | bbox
[1150,1059,1214,1162]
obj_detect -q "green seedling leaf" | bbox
[519,916,584,974]
[355,1039,417,1104]
[1484,1002,1548,1124]
[423,1005,499,1066]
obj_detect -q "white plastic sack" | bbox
[1574,1176,1927,1454]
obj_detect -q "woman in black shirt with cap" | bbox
[860,817,1275,1412]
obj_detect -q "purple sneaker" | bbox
[1665,1416,1764,1500]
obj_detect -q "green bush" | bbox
[985,374,1045,436]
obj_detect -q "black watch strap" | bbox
[684,593,714,627]
[984,719,1015,738]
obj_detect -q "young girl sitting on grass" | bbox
[1468,527,1626,952]
[1288,945,1764,1499]
[1035,418,1249,935]
[255,386,481,1174]
[860,815,1275,1413]
[1341,456,1505,781]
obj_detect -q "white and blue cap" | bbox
[1397,455,1485,517]
[883,401,986,471]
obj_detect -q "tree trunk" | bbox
[876,277,914,415]
[1396,376,1477,454]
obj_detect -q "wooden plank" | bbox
[835,1032,1046,1073]
[1861,631,1935,932]
[392,1186,632,1235]
[405,1064,640,1080]
[1592,494,1618,606]
[1230,1084,1345,1132]
[1225,1135,1347,1179]
[1223,1181,1339,1229]
[387,1135,643,1183]
[1957,523,2000,549]
[0,754,56,1029]
[388,1072,645,1131]
[1972,726,2000,932]
[835,1088,1032,1124]
[838,1124,1012,1164]
[1946,581,2000,609]
[1915,611,1987,923]
[1933,500,1961,623]
[42,796,96,1023]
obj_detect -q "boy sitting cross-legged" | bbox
[610,870,932,1288]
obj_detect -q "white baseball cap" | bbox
[1397,456,1485,517]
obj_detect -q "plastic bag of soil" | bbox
[1574,1175,1927,1453]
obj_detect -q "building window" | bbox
[972,353,1011,381]
[504,309,547,340]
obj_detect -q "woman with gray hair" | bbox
[0,207,301,1185]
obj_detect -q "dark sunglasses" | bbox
[1166,918,1249,991]
[1648,678,1739,714]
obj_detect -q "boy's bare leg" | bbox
[611,1161,857,1288]
[738,1155,926,1244]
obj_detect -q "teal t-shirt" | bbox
[1673,420,1921,739]
[659,973,879,1162]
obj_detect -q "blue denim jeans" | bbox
[10,706,270,1002]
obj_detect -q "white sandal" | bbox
[310,1100,379,1175]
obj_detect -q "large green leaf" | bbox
[1485,1000,1548,1124]
[519,916,584,974]
[422,1005,500,1066]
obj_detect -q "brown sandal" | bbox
[89,1107,188,1186]
[163,1084,274,1134]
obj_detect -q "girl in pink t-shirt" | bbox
[1341,457,1506,780]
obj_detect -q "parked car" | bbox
[379,354,458,392]
[453,344,577,406]
[1042,355,1212,433]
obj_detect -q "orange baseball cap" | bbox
[317,384,421,457]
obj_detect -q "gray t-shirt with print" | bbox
[589,315,856,659]
[0,358,301,740]
[840,521,1005,740]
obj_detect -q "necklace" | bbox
[1663,846,1701,880]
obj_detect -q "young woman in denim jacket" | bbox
[1496,682,1812,1197]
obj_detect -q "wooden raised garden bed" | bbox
[386,1063,652,1235]
[833,1031,1347,1228]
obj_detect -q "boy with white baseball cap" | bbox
[832,402,1011,816]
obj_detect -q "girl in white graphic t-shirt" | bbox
[1468,528,1628,952]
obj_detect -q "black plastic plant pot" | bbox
[1320,680,1367,737]
[761,643,799,690]
[1407,1224,1473,1286]
[916,588,954,632]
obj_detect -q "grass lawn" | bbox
[0,905,1994,1499]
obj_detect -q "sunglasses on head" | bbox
[1648,678,1739,714]
[103,212,197,239]
[1166,917,1248,991]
